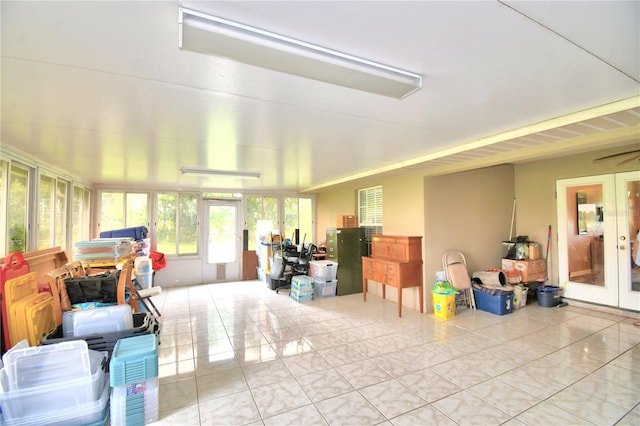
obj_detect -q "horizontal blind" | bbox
[358,185,382,243]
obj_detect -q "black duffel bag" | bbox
[64,270,120,305]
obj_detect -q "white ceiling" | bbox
[1,1,639,193]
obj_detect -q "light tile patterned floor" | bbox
[149,281,640,426]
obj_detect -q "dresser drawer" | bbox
[381,273,398,286]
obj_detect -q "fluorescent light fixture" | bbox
[181,167,261,179]
[178,7,422,99]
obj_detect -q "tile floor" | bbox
[149,281,640,426]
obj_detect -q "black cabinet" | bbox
[326,227,368,296]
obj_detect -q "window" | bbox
[358,185,383,241]
[156,192,198,255]
[3,162,29,255]
[0,153,93,257]
[284,197,313,246]
[72,185,92,244]
[246,196,278,250]
[100,192,124,231]
[99,191,148,232]
[38,174,68,250]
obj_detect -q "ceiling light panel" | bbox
[178,7,422,99]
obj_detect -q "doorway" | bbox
[556,171,640,311]
[202,199,242,282]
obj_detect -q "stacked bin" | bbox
[309,260,338,298]
[0,340,110,425]
[290,275,314,302]
[109,334,159,426]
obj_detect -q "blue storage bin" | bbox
[109,334,158,387]
[472,289,514,315]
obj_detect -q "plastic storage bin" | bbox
[0,374,109,426]
[309,260,338,281]
[0,348,107,421]
[41,312,160,362]
[3,340,92,390]
[109,334,159,426]
[110,377,159,426]
[62,304,133,338]
[109,334,158,387]
[473,289,514,315]
[314,279,337,298]
[432,293,456,319]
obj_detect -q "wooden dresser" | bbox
[362,235,423,317]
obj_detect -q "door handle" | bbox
[619,245,627,250]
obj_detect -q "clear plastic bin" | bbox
[314,279,337,298]
[309,260,338,281]
[3,340,92,390]
[62,304,133,338]
[0,350,107,420]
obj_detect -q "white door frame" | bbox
[556,171,640,311]
[616,171,640,311]
[202,199,242,282]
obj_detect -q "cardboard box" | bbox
[337,215,358,228]
[501,258,546,282]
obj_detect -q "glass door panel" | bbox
[557,171,640,311]
[203,200,241,282]
[617,171,640,311]
[557,174,617,306]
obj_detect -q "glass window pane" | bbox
[299,198,313,246]
[7,164,29,254]
[100,192,124,231]
[178,194,198,255]
[126,193,148,228]
[38,174,55,250]
[358,185,383,242]
[246,197,262,251]
[245,196,279,251]
[157,193,177,255]
[55,179,67,250]
[284,197,298,244]
[83,188,91,241]
[73,186,91,243]
[0,161,7,255]
[72,186,83,243]
[207,204,236,263]
[566,185,604,286]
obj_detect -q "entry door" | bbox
[203,200,241,282]
[616,171,640,311]
[556,171,640,310]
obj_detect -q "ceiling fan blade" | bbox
[616,154,640,166]
[593,149,640,162]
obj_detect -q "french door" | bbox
[202,199,241,282]
[556,171,640,310]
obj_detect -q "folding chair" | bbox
[442,251,476,310]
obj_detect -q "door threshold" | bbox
[563,298,640,320]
